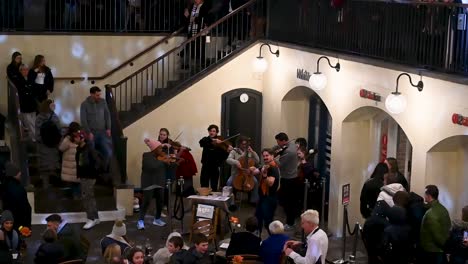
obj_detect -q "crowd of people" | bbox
[360,161,468,264]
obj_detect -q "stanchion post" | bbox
[320,177,326,230]
[166,179,173,231]
[177,176,185,233]
[302,179,310,242]
[348,222,360,263]
[333,204,348,264]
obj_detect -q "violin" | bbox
[154,145,179,164]
[260,160,278,195]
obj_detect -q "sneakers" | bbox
[83,219,100,230]
[152,218,167,227]
[137,220,145,230]
[284,224,295,231]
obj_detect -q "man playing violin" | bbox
[254,148,280,235]
[226,136,260,203]
[273,132,300,231]
[199,124,232,191]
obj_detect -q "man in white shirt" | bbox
[284,210,328,264]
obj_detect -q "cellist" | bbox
[198,124,232,191]
[226,136,260,203]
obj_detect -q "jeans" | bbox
[227,174,259,203]
[139,188,164,220]
[256,195,277,235]
[81,179,98,220]
[89,131,112,169]
[200,164,220,191]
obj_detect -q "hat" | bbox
[1,210,14,224]
[5,162,20,178]
[111,220,126,237]
[144,138,161,152]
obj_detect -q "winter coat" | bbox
[175,149,198,179]
[260,234,289,264]
[362,202,390,259]
[181,247,212,264]
[100,236,131,255]
[420,200,451,253]
[226,231,261,257]
[80,96,111,134]
[36,112,61,172]
[407,192,427,246]
[396,172,409,191]
[34,241,65,264]
[76,142,104,179]
[446,219,468,263]
[1,176,32,229]
[28,67,54,102]
[0,238,13,264]
[15,76,38,113]
[141,152,175,190]
[377,183,406,207]
[381,206,412,264]
[7,63,21,85]
[2,229,22,252]
[360,177,384,218]
[59,136,79,183]
[170,249,190,264]
[57,223,86,261]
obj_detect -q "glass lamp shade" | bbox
[309,72,327,91]
[385,93,407,114]
[253,57,268,73]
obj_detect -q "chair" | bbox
[190,218,218,250]
[227,254,262,264]
[58,260,84,264]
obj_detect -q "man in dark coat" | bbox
[226,216,261,256]
[46,214,87,261]
[1,162,32,230]
[362,201,389,264]
[381,206,412,264]
[360,163,388,218]
[15,64,38,141]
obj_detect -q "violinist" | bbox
[158,128,176,212]
[253,148,280,235]
[273,132,300,231]
[137,138,176,230]
[172,141,198,196]
[198,124,232,191]
[226,136,260,203]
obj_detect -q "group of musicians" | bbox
[138,124,323,234]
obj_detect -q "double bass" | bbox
[232,146,256,191]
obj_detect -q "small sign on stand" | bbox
[342,183,350,206]
[196,204,215,219]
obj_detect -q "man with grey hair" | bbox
[260,220,289,264]
[284,210,328,264]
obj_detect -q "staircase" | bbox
[105,0,267,129]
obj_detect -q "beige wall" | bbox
[0,34,185,119]
[280,87,312,139]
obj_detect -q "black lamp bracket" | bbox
[394,73,424,95]
[316,56,340,74]
[258,43,280,59]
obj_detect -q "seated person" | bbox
[260,220,289,264]
[226,216,261,257]
[183,233,212,264]
[0,210,23,253]
[101,220,131,255]
[154,232,188,264]
[0,230,13,264]
[46,214,87,261]
[35,228,65,264]
[169,236,189,264]
[103,243,123,264]
[126,247,145,264]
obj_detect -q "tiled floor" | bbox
[21,198,369,264]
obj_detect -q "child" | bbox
[153,232,187,264]
[183,233,212,264]
[0,210,24,253]
[168,236,188,264]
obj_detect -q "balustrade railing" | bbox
[268,0,468,75]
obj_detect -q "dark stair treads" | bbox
[34,185,116,213]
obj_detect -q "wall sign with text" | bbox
[359,89,381,102]
[342,184,350,205]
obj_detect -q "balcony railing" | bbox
[0,0,186,32]
[268,0,468,75]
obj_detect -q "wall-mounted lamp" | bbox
[309,56,340,91]
[385,73,423,115]
[253,43,280,73]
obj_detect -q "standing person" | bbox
[59,122,82,199]
[446,205,468,264]
[1,162,32,230]
[138,138,176,230]
[360,162,388,218]
[16,64,37,141]
[76,132,104,230]
[158,128,176,213]
[80,86,112,173]
[419,185,451,264]
[173,141,197,196]
[384,157,409,191]
[6,51,22,84]
[295,138,308,150]
[255,148,280,235]
[46,214,87,261]
[28,55,54,103]
[36,99,61,188]
[283,210,328,264]
[297,146,321,212]
[274,132,300,231]
[226,136,260,203]
[198,124,231,191]
[377,172,406,207]
[381,206,412,264]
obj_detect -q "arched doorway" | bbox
[426,135,468,219]
[280,86,332,220]
[341,106,413,224]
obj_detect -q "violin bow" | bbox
[221,133,240,143]
[173,131,183,142]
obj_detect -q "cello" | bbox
[232,143,256,192]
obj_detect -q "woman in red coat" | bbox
[173,141,197,196]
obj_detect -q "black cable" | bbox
[344,207,357,236]
[173,180,185,221]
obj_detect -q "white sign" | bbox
[196,204,215,219]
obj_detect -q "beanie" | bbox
[0,210,14,224]
[144,138,161,152]
[112,220,126,237]
[5,162,20,178]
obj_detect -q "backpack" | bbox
[40,114,61,147]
